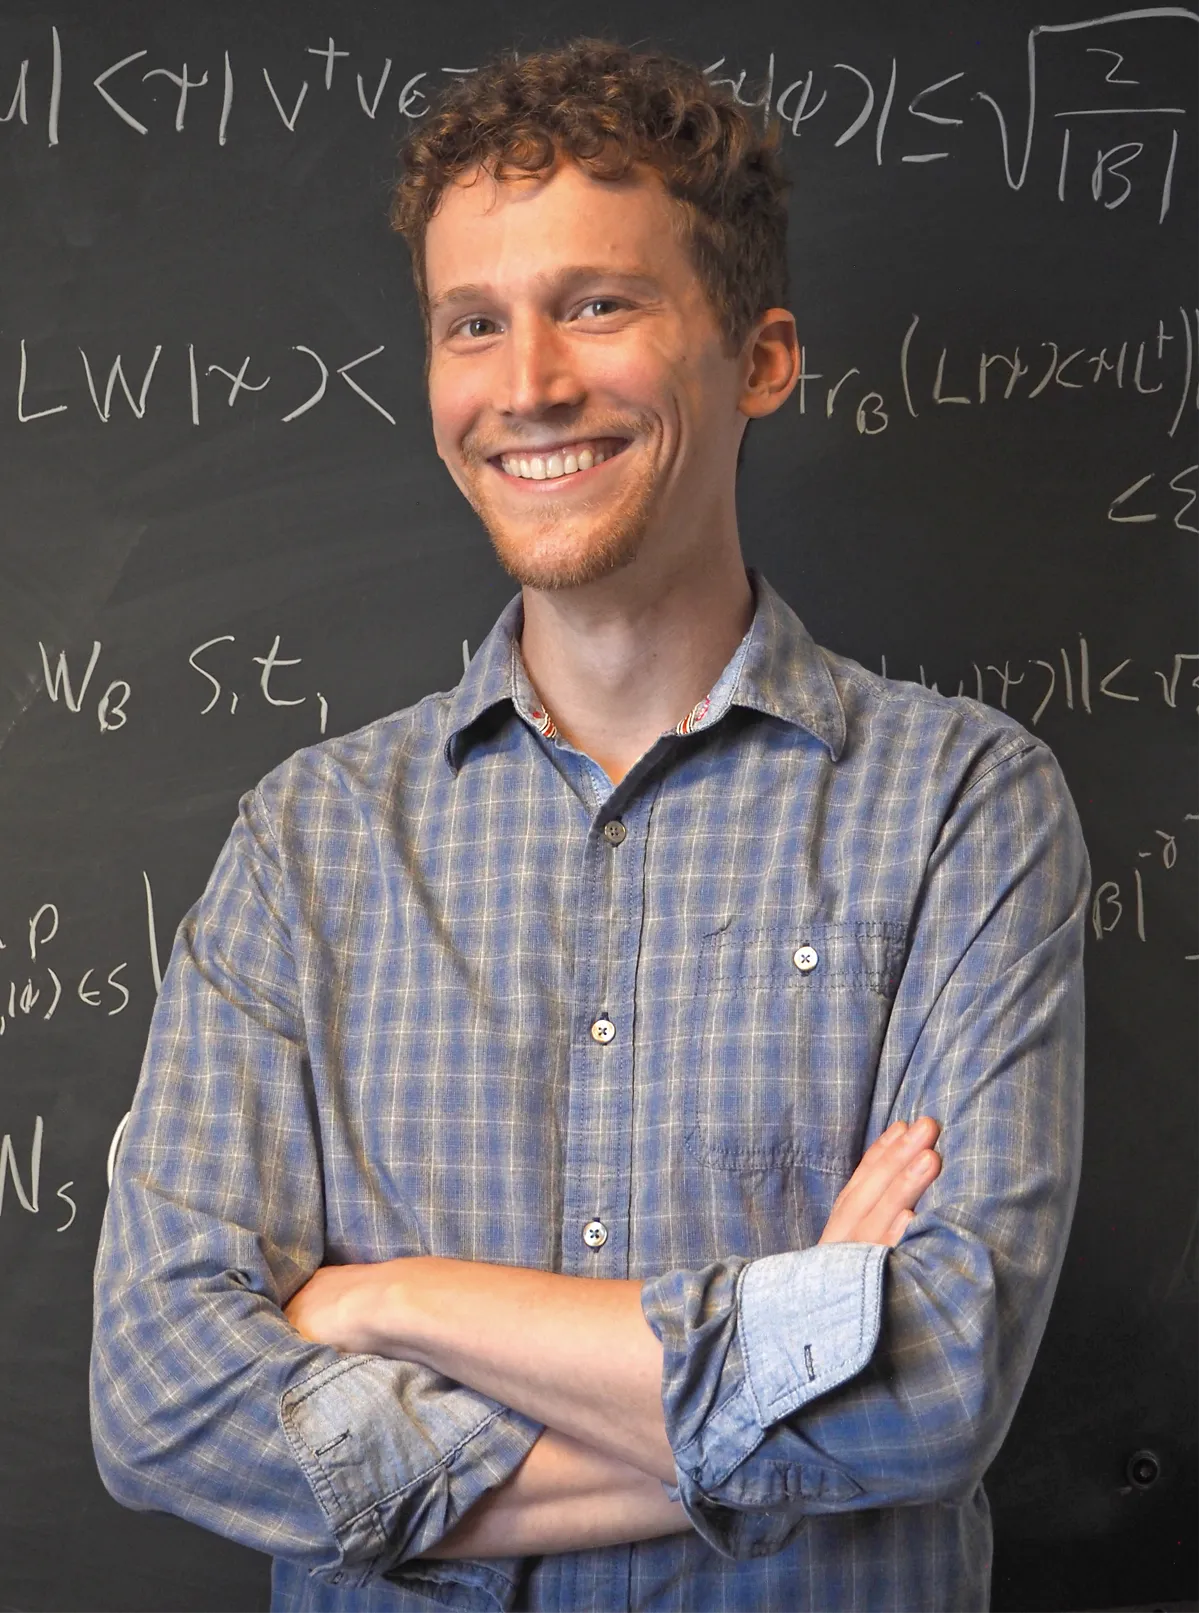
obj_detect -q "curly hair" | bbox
[390,38,790,354]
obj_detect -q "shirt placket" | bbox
[557,772,655,1611]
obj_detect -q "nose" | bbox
[500,313,585,418]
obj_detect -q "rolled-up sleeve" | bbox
[642,736,1089,1558]
[90,787,540,1598]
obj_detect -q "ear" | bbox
[737,307,801,420]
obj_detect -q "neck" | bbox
[517,542,755,787]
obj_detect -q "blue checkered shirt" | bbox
[91,569,1088,1611]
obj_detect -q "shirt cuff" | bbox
[280,1352,541,1594]
[642,1243,887,1557]
[739,1242,889,1425]
[381,1557,524,1611]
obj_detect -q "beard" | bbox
[457,422,663,592]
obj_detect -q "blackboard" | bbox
[1,2,1196,1609]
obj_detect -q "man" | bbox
[91,38,1088,1613]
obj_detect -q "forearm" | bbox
[417,1428,688,1559]
[353,1258,676,1483]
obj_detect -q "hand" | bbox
[283,1258,402,1354]
[818,1117,942,1247]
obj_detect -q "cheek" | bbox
[582,336,675,407]
[428,370,479,460]
[635,334,718,421]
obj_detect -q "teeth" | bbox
[500,442,617,480]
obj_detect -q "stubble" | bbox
[458,424,663,592]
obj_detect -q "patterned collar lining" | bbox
[517,624,751,747]
[443,567,847,772]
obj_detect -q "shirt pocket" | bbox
[684,918,908,1174]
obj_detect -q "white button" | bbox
[590,1017,616,1043]
[583,1219,608,1249]
[603,821,627,845]
[792,943,819,974]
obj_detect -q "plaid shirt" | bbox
[91,569,1088,1612]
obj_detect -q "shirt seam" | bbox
[956,736,1043,802]
[250,783,285,863]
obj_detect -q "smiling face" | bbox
[423,158,756,593]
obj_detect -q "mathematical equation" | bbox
[1,10,1195,211]
[0,891,144,1234]
[0,872,169,1231]
[0,1116,75,1231]
[34,634,329,734]
[11,308,1199,473]
[15,339,396,428]
[880,643,1198,724]
[1090,811,1198,950]
[0,902,129,1037]
[796,309,1198,451]
[24,627,1199,743]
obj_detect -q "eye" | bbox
[454,316,499,339]
[576,298,624,320]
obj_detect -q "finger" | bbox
[902,1116,940,1148]
[870,1116,941,1170]
[871,1118,916,1155]
[828,1146,942,1246]
[830,1118,940,1220]
[877,1119,909,1147]
[830,1122,906,1200]
[869,1147,942,1231]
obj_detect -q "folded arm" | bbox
[90,789,540,1599]
[286,1114,943,1554]
[414,1430,687,1560]
[292,736,1087,1563]
[637,737,1089,1556]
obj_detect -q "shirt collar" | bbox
[443,567,846,773]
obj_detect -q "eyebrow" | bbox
[428,267,662,316]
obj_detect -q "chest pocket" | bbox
[684,918,907,1173]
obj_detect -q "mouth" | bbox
[488,436,631,486]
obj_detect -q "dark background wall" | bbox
[0,2,1195,1608]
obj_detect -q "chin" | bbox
[485,521,646,591]
[470,478,660,593]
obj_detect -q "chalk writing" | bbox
[0,1115,78,1231]
[0,13,1194,219]
[1089,810,1197,955]
[796,308,1198,444]
[0,902,130,1036]
[880,642,1198,724]
[13,312,1196,446]
[189,634,328,730]
[16,339,397,428]
[1108,464,1198,529]
[36,640,131,732]
[29,634,328,736]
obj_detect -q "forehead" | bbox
[423,159,691,295]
